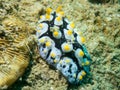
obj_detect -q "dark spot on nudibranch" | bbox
[46,49,51,59]
[63,65,66,68]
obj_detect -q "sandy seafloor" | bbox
[0,0,120,90]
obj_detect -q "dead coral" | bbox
[0,15,36,89]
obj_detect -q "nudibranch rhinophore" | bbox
[36,6,92,84]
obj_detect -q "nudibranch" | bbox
[36,6,92,84]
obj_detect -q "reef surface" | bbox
[0,0,120,90]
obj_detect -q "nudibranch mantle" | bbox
[36,7,92,84]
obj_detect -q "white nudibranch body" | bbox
[36,6,92,84]
[36,23,48,38]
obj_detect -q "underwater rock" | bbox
[0,15,35,89]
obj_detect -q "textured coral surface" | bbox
[0,0,120,90]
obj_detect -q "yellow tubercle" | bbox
[46,14,50,20]
[64,44,70,51]
[54,59,57,63]
[37,30,41,33]
[39,38,45,43]
[58,11,64,16]
[79,50,84,57]
[82,63,85,66]
[70,22,75,28]
[56,16,61,21]
[56,6,62,13]
[85,61,90,65]
[65,59,70,63]
[79,75,83,80]
[50,52,56,58]
[45,41,51,47]
[81,71,86,76]
[39,23,43,28]
[46,7,52,14]
[67,30,73,35]
[81,37,85,43]
[59,60,62,64]
[40,15,43,19]
[53,31,59,37]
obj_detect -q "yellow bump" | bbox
[39,38,45,43]
[81,71,86,76]
[59,11,64,16]
[59,60,62,64]
[54,59,57,63]
[82,63,85,66]
[40,15,43,19]
[64,44,70,51]
[79,50,84,57]
[65,59,70,63]
[37,30,41,33]
[46,7,52,14]
[85,61,90,65]
[81,37,85,43]
[46,14,50,20]
[70,22,75,28]
[53,31,59,37]
[45,41,51,47]
[79,75,83,80]
[39,23,43,28]
[67,30,72,35]
[56,6,62,13]
[51,52,56,58]
[56,16,61,21]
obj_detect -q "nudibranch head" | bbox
[36,7,92,84]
